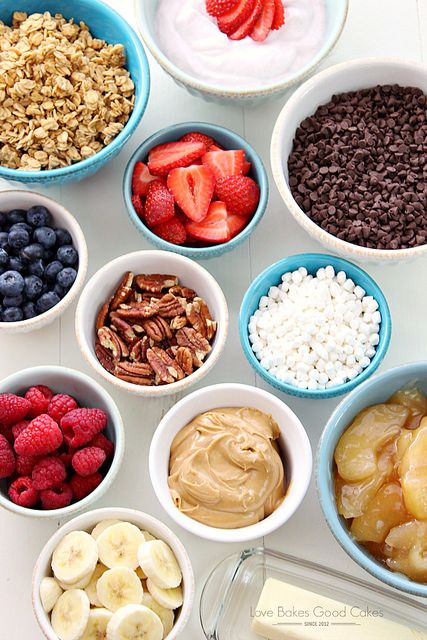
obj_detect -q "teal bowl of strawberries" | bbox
[123,122,268,259]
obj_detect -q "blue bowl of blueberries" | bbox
[0,191,88,332]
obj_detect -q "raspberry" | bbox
[34,385,54,402]
[70,472,103,501]
[12,420,29,440]
[25,387,50,418]
[72,446,106,477]
[40,482,73,510]
[0,423,14,443]
[0,394,30,426]
[58,446,77,468]
[32,456,66,490]
[88,433,114,461]
[61,408,107,448]
[0,434,15,478]
[8,476,39,508]
[16,454,39,476]
[48,394,78,423]
[14,414,63,456]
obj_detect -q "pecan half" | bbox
[147,347,185,384]
[114,373,153,385]
[169,285,197,300]
[95,301,110,334]
[175,346,194,376]
[135,274,178,293]
[95,342,116,374]
[98,326,129,359]
[157,293,185,318]
[170,315,187,331]
[110,312,136,343]
[114,361,153,377]
[111,271,134,311]
[130,336,150,362]
[176,327,211,368]
[142,318,165,342]
[115,302,159,320]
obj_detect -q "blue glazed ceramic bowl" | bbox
[123,122,269,260]
[239,253,392,399]
[317,361,427,597]
[0,0,150,185]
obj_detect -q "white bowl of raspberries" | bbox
[0,190,88,332]
[0,365,124,517]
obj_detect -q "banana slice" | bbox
[142,593,174,638]
[146,579,183,611]
[52,531,98,585]
[85,563,109,606]
[91,520,123,541]
[51,589,90,640]
[97,523,144,570]
[141,530,156,542]
[40,576,63,613]
[59,570,94,591]
[81,608,112,640]
[106,604,163,640]
[138,540,182,589]
[97,567,144,612]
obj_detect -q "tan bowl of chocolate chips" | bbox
[271,58,427,264]
[75,250,228,396]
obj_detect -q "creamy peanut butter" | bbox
[168,407,286,529]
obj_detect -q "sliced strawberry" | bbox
[180,132,217,151]
[202,149,245,180]
[251,0,275,41]
[131,161,158,197]
[230,0,262,39]
[206,0,239,16]
[209,144,223,152]
[242,160,252,174]
[218,0,256,34]
[215,175,260,215]
[186,202,230,244]
[131,194,144,219]
[144,182,175,228]
[148,141,205,176]
[153,217,187,245]
[167,165,215,222]
[271,0,285,30]
[228,213,250,238]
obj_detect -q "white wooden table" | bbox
[1,1,426,637]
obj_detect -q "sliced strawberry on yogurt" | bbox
[206,0,239,17]
[167,165,215,222]
[218,0,256,35]
[230,0,262,40]
[251,0,275,42]
[148,141,206,176]
[271,0,285,30]
[131,161,159,197]
[202,149,245,180]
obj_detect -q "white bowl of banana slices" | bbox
[32,507,194,640]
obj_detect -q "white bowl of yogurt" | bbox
[135,0,348,102]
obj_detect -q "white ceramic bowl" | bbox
[32,507,195,640]
[0,366,124,518]
[271,58,427,264]
[149,383,312,543]
[75,250,228,397]
[135,0,348,103]
[0,190,88,333]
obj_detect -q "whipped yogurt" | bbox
[156,0,326,89]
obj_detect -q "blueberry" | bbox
[24,275,43,300]
[8,227,30,250]
[54,228,72,246]
[23,301,37,319]
[12,222,33,235]
[57,245,78,267]
[0,249,8,266]
[20,243,43,262]
[45,260,63,282]
[9,256,27,274]
[0,211,6,229]
[53,283,65,299]
[0,271,25,296]
[3,294,23,307]
[33,226,56,248]
[36,291,60,314]
[42,248,55,262]
[27,259,45,278]
[26,205,50,228]
[57,267,77,289]
[6,209,26,226]
[2,306,24,322]
[0,232,9,250]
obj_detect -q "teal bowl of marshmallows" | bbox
[239,253,392,399]
[0,0,150,184]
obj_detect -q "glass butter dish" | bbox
[200,548,427,640]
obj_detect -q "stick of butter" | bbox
[251,578,426,640]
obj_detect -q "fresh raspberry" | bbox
[40,482,73,510]
[34,385,54,402]
[16,454,39,476]
[215,175,260,216]
[25,387,50,418]
[0,434,15,478]
[0,423,14,443]
[61,408,107,448]
[0,394,30,426]
[72,447,106,477]
[32,456,66,490]
[12,420,30,440]
[48,394,78,423]
[70,472,103,501]
[8,476,39,508]
[88,433,114,461]
[14,414,63,456]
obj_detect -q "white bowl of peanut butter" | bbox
[149,383,312,543]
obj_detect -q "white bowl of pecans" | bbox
[75,250,228,396]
